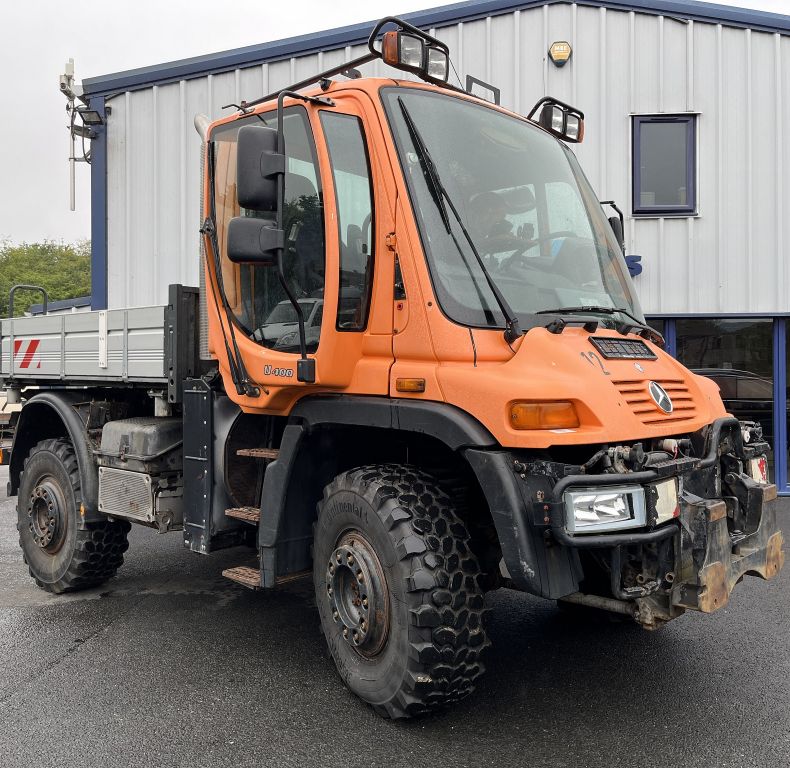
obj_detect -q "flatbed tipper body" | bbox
[0,305,168,385]
[5,17,783,720]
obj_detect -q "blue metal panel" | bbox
[29,296,91,315]
[89,95,108,310]
[772,319,788,491]
[82,0,790,97]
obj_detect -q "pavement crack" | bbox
[0,595,147,706]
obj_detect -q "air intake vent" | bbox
[613,378,697,425]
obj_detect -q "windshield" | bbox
[381,88,643,330]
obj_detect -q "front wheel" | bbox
[314,464,489,719]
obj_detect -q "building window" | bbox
[632,115,696,216]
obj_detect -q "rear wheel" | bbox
[17,438,130,593]
[314,464,489,719]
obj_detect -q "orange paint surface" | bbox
[201,79,727,446]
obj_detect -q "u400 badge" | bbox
[264,365,294,377]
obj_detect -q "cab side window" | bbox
[212,107,325,353]
[320,113,375,331]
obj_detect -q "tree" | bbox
[0,240,91,316]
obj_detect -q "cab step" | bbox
[222,566,261,590]
[237,447,279,460]
[225,506,260,524]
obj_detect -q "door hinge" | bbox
[385,232,397,251]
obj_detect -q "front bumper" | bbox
[466,417,784,625]
[543,418,785,625]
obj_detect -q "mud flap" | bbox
[674,485,785,613]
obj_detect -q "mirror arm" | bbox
[601,200,626,254]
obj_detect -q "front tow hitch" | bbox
[673,484,784,613]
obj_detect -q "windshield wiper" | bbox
[536,306,664,344]
[397,97,523,343]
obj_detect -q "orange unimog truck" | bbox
[2,18,784,718]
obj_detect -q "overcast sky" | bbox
[1,0,787,245]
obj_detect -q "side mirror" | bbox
[601,200,625,254]
[227,217,283,265]
[608,215,625,252]
[236,124,284,211]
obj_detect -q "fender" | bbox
[257,395,498,586]
[9,391,102,523]
[289,395,497,449]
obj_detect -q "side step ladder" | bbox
[222,565,311,590]
[222,446,278,589]
[225,506,260,524]
[222,566,261,590]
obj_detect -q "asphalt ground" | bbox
[0,465,788,768]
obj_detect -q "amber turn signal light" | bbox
[396,377,426,393]
[510,401,579,430]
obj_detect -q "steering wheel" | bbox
[499,231,577,272]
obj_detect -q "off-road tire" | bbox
[314,464,490,719]
[17,438,130,594]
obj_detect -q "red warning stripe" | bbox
[19,339,40,369]
[13,339,41,369]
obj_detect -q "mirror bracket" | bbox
[260,149,285,180]
[601,200,626,254]
[227,217,283,265]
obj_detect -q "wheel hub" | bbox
[326,532,389,657]
[27,480,67,552]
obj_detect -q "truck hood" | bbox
[435,326,727,449]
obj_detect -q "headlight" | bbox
[425,45,449,81]
[564,485,646,533]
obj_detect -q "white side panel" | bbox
[103,3,788,315]
[0,307,166,383]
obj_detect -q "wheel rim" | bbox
[326,531,389,658]
[27,476,68,553]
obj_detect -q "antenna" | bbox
[60,59,102,212]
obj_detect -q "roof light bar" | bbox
[371,17,450,85]
[527,97,585,144]
[238,17,466,112]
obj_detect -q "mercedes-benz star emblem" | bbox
[648,381,673,413]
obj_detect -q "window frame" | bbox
[319,110,376,333]
[632,114,697,217]
[208,105,326,350]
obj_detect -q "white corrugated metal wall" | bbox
[103,2,789,315]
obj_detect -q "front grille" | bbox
[612,378,697,425]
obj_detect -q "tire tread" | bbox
[318,463,490,719]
